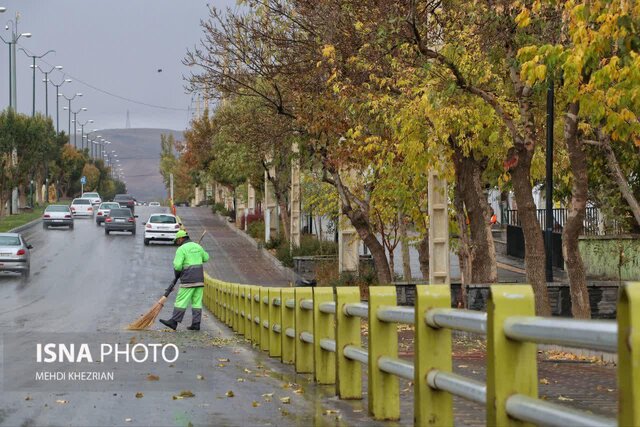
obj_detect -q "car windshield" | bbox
[46,205,70,212]
[100,203,120,209]
[0,236,20,246]
[72,199,91,205]
[83,193,99,198]
[109,209,131,217]
[150,215,176,224]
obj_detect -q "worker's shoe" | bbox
[186,323,200,331]
[159,318,178,330]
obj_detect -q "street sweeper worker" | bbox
[160,229,209,331]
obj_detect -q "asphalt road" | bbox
[0,207,386,427]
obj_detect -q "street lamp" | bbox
[20,48,55,116]
[65,106,87,147]
[0,11,31,110]
[58,92,82,143]
[50,77,71,132]
[77,119,93,150]
[38,64,62,118]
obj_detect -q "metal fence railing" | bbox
[502,207,625,236]
[204,275,639,426]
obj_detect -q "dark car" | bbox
[113,194,136,213]
[104,208,138,235]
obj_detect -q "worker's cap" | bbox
[174,229,188,241]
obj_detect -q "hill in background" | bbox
[97,128,184,202]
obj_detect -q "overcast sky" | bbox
[0,0,234,131]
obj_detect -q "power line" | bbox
[20,44,191,112]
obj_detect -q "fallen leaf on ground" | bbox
[147,374,160,381]
[352,409,363,413]
[217,364,226,368]
[25,396,32,401]
[218,358,230,362]
[252,401,261,407]
[125,418,132,423]
[262,392,274,398]
[237,378,245,382]
[225,390,235,397]
[244,368,252,374]
[324,409,340,415]
[172,390,195,400]
[55,400,68,404]
[281,409,290,416]
[197,375,205,380]
[540,378,550,385]
[558,395,574,401]
[280,397,290,404]
[457,365,469,368]
[135,392,144,399]
[293,388,304,394]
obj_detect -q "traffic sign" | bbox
[80,176,86,185]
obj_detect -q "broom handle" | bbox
[162,230,207,298]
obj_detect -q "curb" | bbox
[9,217,43,233]
[213,213,299,280]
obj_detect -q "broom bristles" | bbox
[126,296,167,330]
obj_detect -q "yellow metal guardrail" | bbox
[203,274,639,426]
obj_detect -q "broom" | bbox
[127,230,207,330]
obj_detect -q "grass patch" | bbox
[0,207,45,232]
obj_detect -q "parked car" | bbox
[149,202,161,207]
[0,233,32,278]
[114,194,136,213]
[70,198,94,217]
[95,202,121,225]
[143,213,181,245]
[81,192,102,206]
[42,205,74,229]
[104,208,137,235]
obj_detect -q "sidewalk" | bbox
[177,207,294,286]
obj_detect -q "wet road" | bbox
[0,207,390,427]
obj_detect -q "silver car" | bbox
[43,205,74,229]
[0,233,32,278]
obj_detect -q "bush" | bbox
[211,202,233,218]
[247,219,265,240]
[264,236,282,250]
[239,211,262,230]
[272,234,338,268]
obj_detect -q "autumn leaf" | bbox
[147,374,159,381]
[225,390,235,398]
[135,392,144,399]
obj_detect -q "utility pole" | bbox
[545,79,554,283]
[20,48,54,117]
[50,78,71,132]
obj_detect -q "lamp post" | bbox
[545,78,555,283]
[19,48,55,116]
[50,78,71,132]
[38,64,62,118]
[0,11,31,110]
[65,106,86,147]
[77,119,93,151]
[58,92,82,142]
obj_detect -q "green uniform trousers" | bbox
[174,287,203,309]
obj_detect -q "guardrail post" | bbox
[235,284,241,333]
[268,288,281,358]
[487,285,537,426]
[259,287,269,352]
[295,287,313,373]
[335,286,361,399]
[225,283,231,327]
[281,288,295,364]
[237,285,245,336]
[251,286,260,346]
[231,284,238,332]
[618,281,640,426]
[244,286,252,341]
[313,287,335,385]
[368,286,399,420]
[415,285,452,426]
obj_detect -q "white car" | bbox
[82,192,102,206]
[70,198,94,217]
[42,205,74,229]
[95,202,121,225]
[149,202,161,207]
[143,213,181,246]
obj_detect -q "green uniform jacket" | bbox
[173,241,210,287]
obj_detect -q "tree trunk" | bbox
[417,235,429,280]
[272,182,290,242]
[562,102,591,319]
[398,209,412,281]
[388,249,395,282]
[510,147,551,316]
[601,136,640,227]
[453,150,498,283]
